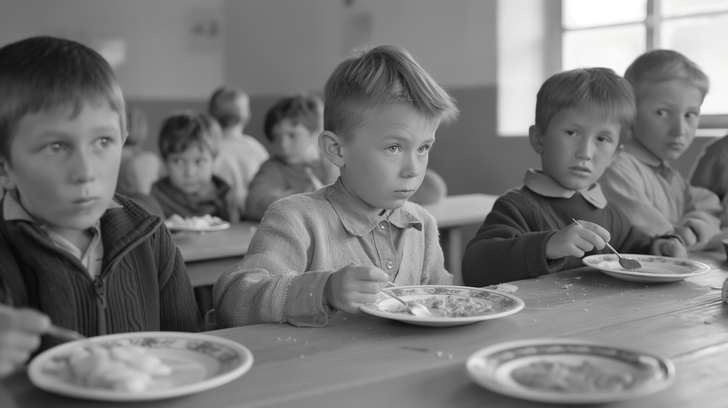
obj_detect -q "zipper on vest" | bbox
[94,278,107,335]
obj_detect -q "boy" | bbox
[208,86,269,216]
[0,36,202,372]
[462,68,686,287]
[690,134,728,203]
[245,94,339,221]
[600,50,724,251]
[150,111,239,222]
[213,45,458,327]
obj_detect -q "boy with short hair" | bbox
[213,45,458,327]
[150,111,239,222]
[462,68,686,287]
[0,36,202,371]
[600,50,724,251]
[245,94,339,221]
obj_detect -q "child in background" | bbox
[208,86,270,216]
[600,50,723,251]
[0,36,203,372]
[213,45,458,327]
[150,111,239,222]
[690,134,728,203]
[245,94,339,221]
[462,68,686,287]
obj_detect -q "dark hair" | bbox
[535,67,636,142]
[208,86,250,128]
[0,36,126,162]
[158,111,221,160]
[263,94,323,142]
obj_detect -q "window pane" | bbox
[563,0,646,29]
[563,25,645,74]
[662,15,728,115]
[661,0,728,17]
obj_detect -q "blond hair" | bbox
[624,49,709,102]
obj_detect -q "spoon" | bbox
[382,283,432,317]
[46,324,86,342]
[572,219,642,270]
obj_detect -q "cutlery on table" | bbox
[382,282,432,317]
[572,218,642,270]
[46,324,86,342]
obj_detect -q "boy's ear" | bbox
[319,130,345,168]
[528,125,544,154]
[0,157,16,190]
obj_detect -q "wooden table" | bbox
[5,250,728,408]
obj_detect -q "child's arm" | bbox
[677,184,723,251]
[0,305,49,377]
[649,236,687,258]
[548,221,609,260]
[324,265,389,314]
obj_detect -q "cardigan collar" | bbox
[622,139,674,180]
[325,178,422,237]
[524,169,608,209]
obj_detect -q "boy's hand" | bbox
[324,265,389,314]
[681,219,716,251]
[673,226,698,249]
[0,305,49,377]
[650,237,687,259]
[546,220,610,260]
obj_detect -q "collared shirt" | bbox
[3,191,122,279]
[523,169,608,209]
[325,179,423,281]
[622,141,674,181]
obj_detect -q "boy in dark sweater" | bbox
[462,68,687,287]
[0,36,202,376]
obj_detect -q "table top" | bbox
[5,249,728,408]
[172,221,258,262]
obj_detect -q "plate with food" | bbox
[582,254,711,283]
[359,285,525,327]
[28,331,253,401]
[466,338,675,404]
[164,214,231,233]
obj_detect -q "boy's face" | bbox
[270,119,320,165]
[338,104,437,212]
[632,79,702,161]
[531,106,621,191]
[0,102,123,233]
[165,144,215,195]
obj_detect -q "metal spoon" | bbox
[572,219,642,270]
[46,324,86,342]
[382,283,432,317]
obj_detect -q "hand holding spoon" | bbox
[382,282,432,317]
[572,219,642,270]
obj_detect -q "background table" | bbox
[5,250,728,408]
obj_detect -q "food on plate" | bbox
[511,360,634,392]
[165,214,224,230]
[390,294,492,317]
[43,344,172,392]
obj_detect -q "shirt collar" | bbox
[3,189,123,225]
[621,140,674,179]
[524,169,608,209]
[325,178,422,237]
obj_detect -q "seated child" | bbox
[599,50,723,251]
[245,94,339,221]
[150,111,239,222]
[690,134,728,203]
[0,36,203,368]
[213,45,459,327]
[462,68,686,287]
[208,86,270,215]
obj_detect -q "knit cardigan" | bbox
[0,194,203,353]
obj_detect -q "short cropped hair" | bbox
[158,111,222,160]
[208,86,251,129]
[0,36,126,162]
[323,44,458,140]
[535,67,636,142]
[624,49,709,102]
[263,94,323,142]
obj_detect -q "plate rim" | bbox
[582,254,711,279]
[359,285,525,326]
[28,331,253,401]
[166,220,231,232]
[466,337,675,404]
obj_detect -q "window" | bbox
[498,0,728,136]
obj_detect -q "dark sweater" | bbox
[462,187,654,287]
[0,194,203,353]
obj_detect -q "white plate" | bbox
[466,338,675,404]
[165,218,231,233]
[28,332,253,401]
[582,254,711,283]
[359,285,525,327]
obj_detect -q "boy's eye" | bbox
[387,145,402,153]
[47,142,66,153]
[172,158,184,166]
[597,135,613,143]
[656,109,668,117]
[94,137,113,148]
[195,158,207,166]
[418,144,431,154]
[565,130,577,136]
[686,112,699,120]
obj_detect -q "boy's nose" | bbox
[670,117,687,136]
[401,154,422,178]
[71,152,96,183]
[575,140,594,160]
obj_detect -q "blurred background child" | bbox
[462,68,685,287]
[600,50,723,251]
[150,111,238,221]
[208,86,269,217]
[245,94,339,221]
[690,134,728,205]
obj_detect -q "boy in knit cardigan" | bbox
[0,36,202,375]
[213,45,458,327]
[462,68,686,287]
